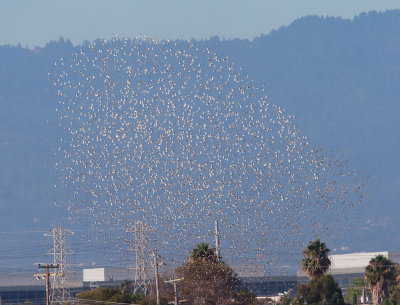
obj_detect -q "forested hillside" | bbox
[1,10,399,250]
[199,10,400,226]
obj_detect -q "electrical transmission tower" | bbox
[44,227,75,305]
[133,221,150,294]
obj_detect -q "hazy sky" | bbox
[1,0,400,47]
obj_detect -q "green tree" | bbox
[294,274,345,305]
[279,296,292,305]
[390,287,400,305]
[301,239,331,280]
[120,279,134,296]
[76,287,134,304]
[190,242,218,262]
[234,290,259,305]
[178,259,238,305]
[136,295,169,305]
[365,255,396,305]
[345,277,370,305]
[76,286,148,305]
[177,243,257,305]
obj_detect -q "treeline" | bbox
[76,243,260,305]
[75,239,400,305]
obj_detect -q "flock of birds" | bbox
[53,38,368,270]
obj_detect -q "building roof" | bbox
[297,251,400,277]
[330,251,388,269]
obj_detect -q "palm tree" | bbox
[301,238,331,280]
[119,279,133,296]
[365,255,396,305]
[190,242,218,263]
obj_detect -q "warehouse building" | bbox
[298,251,400,295]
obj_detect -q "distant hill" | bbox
[1,10,400,252]
[196,10,400,250]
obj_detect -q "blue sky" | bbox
[1,0,400,47]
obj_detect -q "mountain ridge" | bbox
[1,10,399,252]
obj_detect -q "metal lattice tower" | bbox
[44,227,75,305]
[133,221,150,294]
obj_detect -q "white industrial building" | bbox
[298,251,400,277]
[298,251,400,298]
[329,251,400,275]
[83,267,132,283]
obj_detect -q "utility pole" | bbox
[214,220,220,261]
[165,278,183,305]
[38,264,59,305]
[153,252,160,305]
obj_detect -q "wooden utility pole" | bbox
[165,278,183,305]
[153,252,160,305]
[38,263,59,305]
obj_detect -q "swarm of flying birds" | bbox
[53,38,368,269]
